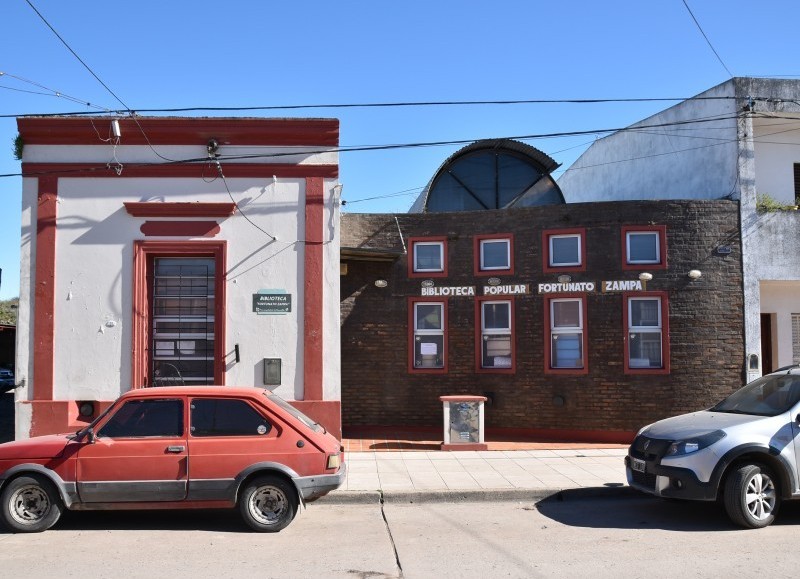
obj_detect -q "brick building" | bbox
[341,198,744,442]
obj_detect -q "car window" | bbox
[266,393,323,432]
[97,399,183,438]
[190,398,272,437]
[712,374,800,416]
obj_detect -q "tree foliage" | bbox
[0,299,18,326]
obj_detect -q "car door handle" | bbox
[166,446,185,453]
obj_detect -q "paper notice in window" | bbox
[178,341,195,355]
[420,342,438,355]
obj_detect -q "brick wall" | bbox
[340,200,743,435]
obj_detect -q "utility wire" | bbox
[681,0,734,78]
[2,95,767,119]
[0,71,112,112]
[23,0,131,111]
[2,112,748,179]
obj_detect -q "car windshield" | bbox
[711,373,800,417]
[265,393,323,433]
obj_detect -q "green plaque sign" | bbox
[253,292,291,314]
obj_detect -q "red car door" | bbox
[76,397,188,503]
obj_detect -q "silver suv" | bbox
[626,366,800,528]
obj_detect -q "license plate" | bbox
[631,457,646,473]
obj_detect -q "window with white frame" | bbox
[626,231,660,264]
[481,301,512,369]
[549,234,582,267]
[479,239,511,271]
[549,299,584,369]
[413,302,445,368]
[627,297,663,369]
[413,242,444,273]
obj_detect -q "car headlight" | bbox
[666,430,726,456]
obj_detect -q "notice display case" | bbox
[439,395,488,451]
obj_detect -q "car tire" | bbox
[0,475,63,533]
[239,475,297,532]
[723,463,780,529]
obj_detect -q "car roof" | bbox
[118,386,271,399]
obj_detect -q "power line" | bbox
[23,0,131,111]
[1,111,748,180]
[681,0,734,78]
[0,71,112,112]
[0,95,757,119]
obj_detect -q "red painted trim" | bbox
[303,177,324,401]
[474,296,516,374]
[140,221,220,237]
[132,241,227,388]
[27,400,116,437]
[291,400,342,440]
[33,176,58,401]
[621,225,667,271]
[408,236,448,279]
[342,424,636,445]
[623,291,671,375]
[473,234,515,276]
[441,443,489,451]
[439,395,488,402]
[22,163,337,179]
[542,228,586,274]
[124,202,236,217]
[408,297,448,374]
[18,117,339,146]
[543,294,589,375]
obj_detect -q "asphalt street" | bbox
[1,495,800,578]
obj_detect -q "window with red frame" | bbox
[479,300,513,370]
[626,295,668,372]
[548,298,585,370]
[412,301,446,369]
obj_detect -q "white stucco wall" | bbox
[16,139,340,430]
[760,281,800,369]
[558,81,740,202]
[753,117,800,205]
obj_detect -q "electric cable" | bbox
[681,0,734,78]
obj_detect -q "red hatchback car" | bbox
[0,387,346,533]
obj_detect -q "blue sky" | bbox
[1,0,799,299]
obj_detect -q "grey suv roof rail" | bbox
[774,364,800,373]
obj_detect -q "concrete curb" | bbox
[321,485,638,506]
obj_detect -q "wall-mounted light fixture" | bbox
[638,272,653,282]
[374,279,388,288]
[557,275,572,284]
[687,269,702,280]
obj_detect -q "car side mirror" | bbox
[85,427,96,444]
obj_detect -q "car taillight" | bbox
[327,453,341,469]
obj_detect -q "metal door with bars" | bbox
[151,258,215,386]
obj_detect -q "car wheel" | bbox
[239,475,297,532]
[0,475,63,533]
[724,463,780,529]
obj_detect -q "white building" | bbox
[15,116,342,438]
[558,77,800,377]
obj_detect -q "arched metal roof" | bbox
[410,139,565,213]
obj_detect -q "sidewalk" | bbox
[327,447,632,504]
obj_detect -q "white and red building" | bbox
[15,116,342,438]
